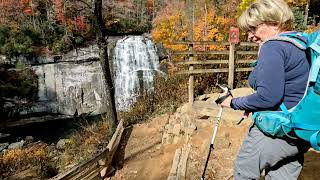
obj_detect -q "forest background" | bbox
[0,0,319,60]
[0,0,320,178]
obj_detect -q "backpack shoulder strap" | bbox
[308,31,320,53]
[307,31,320,82]
[262,32,308,50]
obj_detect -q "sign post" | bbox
[228,27,239,89]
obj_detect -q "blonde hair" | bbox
[238,0,294,32]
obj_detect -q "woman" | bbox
[220,0,310,179]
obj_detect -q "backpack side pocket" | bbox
[253,111,293,138]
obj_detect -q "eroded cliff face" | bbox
[0,35,167,127]
[1,43,112,126]
[30,45,106,116]
[32,60,107,116]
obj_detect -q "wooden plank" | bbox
[228,43,235,89]
[239,42,259,46]
[49,120,124,180]
[49,148,109,180]
[177,69,228,74]
[171,41,229,46]
[177,60,229,65]
[237,59,255,64]
[235,67,253,72]
[177,68,252,74]
[107,120,124,150]
[236,51,258,55]
[173,51,229,55]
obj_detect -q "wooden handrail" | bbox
[237,59,255,64]
[172,41,258,101]
[176,60,229,65]
[236,51,258,55]
[173,51,229,55]
[177,69,229,74]
[171,41,230,46]
[239,42,259,46]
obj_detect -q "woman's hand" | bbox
[219,94,232,108]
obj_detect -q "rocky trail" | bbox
[111,88,320,180]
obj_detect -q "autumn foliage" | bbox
[152,0,313,54]
[151,0,237,52]
[237,0,308,17]
[0,143,54,178]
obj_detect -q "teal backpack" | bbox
[252,30,320,150]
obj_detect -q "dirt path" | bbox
[112,114,179,180]
[111,88,320,180]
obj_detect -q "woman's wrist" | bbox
[230,98,235,109]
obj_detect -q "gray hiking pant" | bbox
[234,124,309,180]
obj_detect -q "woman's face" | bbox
[248,23,281,44]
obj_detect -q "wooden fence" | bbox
[173,41,258,104]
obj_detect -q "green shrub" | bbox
[0,25,34,58]
[0,64,38,100]
[15,61,26,70]
[52,39,67,54]
[106,17,151,35]
[292,7,307,31]
[0,25,9,46]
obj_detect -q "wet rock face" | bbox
[113,36,161,111]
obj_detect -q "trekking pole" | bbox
[201,84,232,180]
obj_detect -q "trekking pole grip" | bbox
[215,84,232,105]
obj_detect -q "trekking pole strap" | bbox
[280,103,289,115]
[215,93,232,104]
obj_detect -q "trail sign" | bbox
[229,27,239,44]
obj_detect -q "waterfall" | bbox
[113,36,161,111]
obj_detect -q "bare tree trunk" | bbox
[204,2,208,51]
[140,0,144,24]
[31,0,36,29]
[187,0,193,41]
[304,0,310,27]
[93,0,117,133]
[136,0,139,25]
[153,0,155,20]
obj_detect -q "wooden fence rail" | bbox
[173,41,258,104]
[50,120,124,180]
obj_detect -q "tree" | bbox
[93,0,117,132]
[151,0,232,51]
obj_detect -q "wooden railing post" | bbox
[228,43,235,89]
[188,44,194,104]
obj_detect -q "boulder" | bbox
[56,139,71,150]
[8,140,25,150]
[0,142,9,151]
[25,136,34,144]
